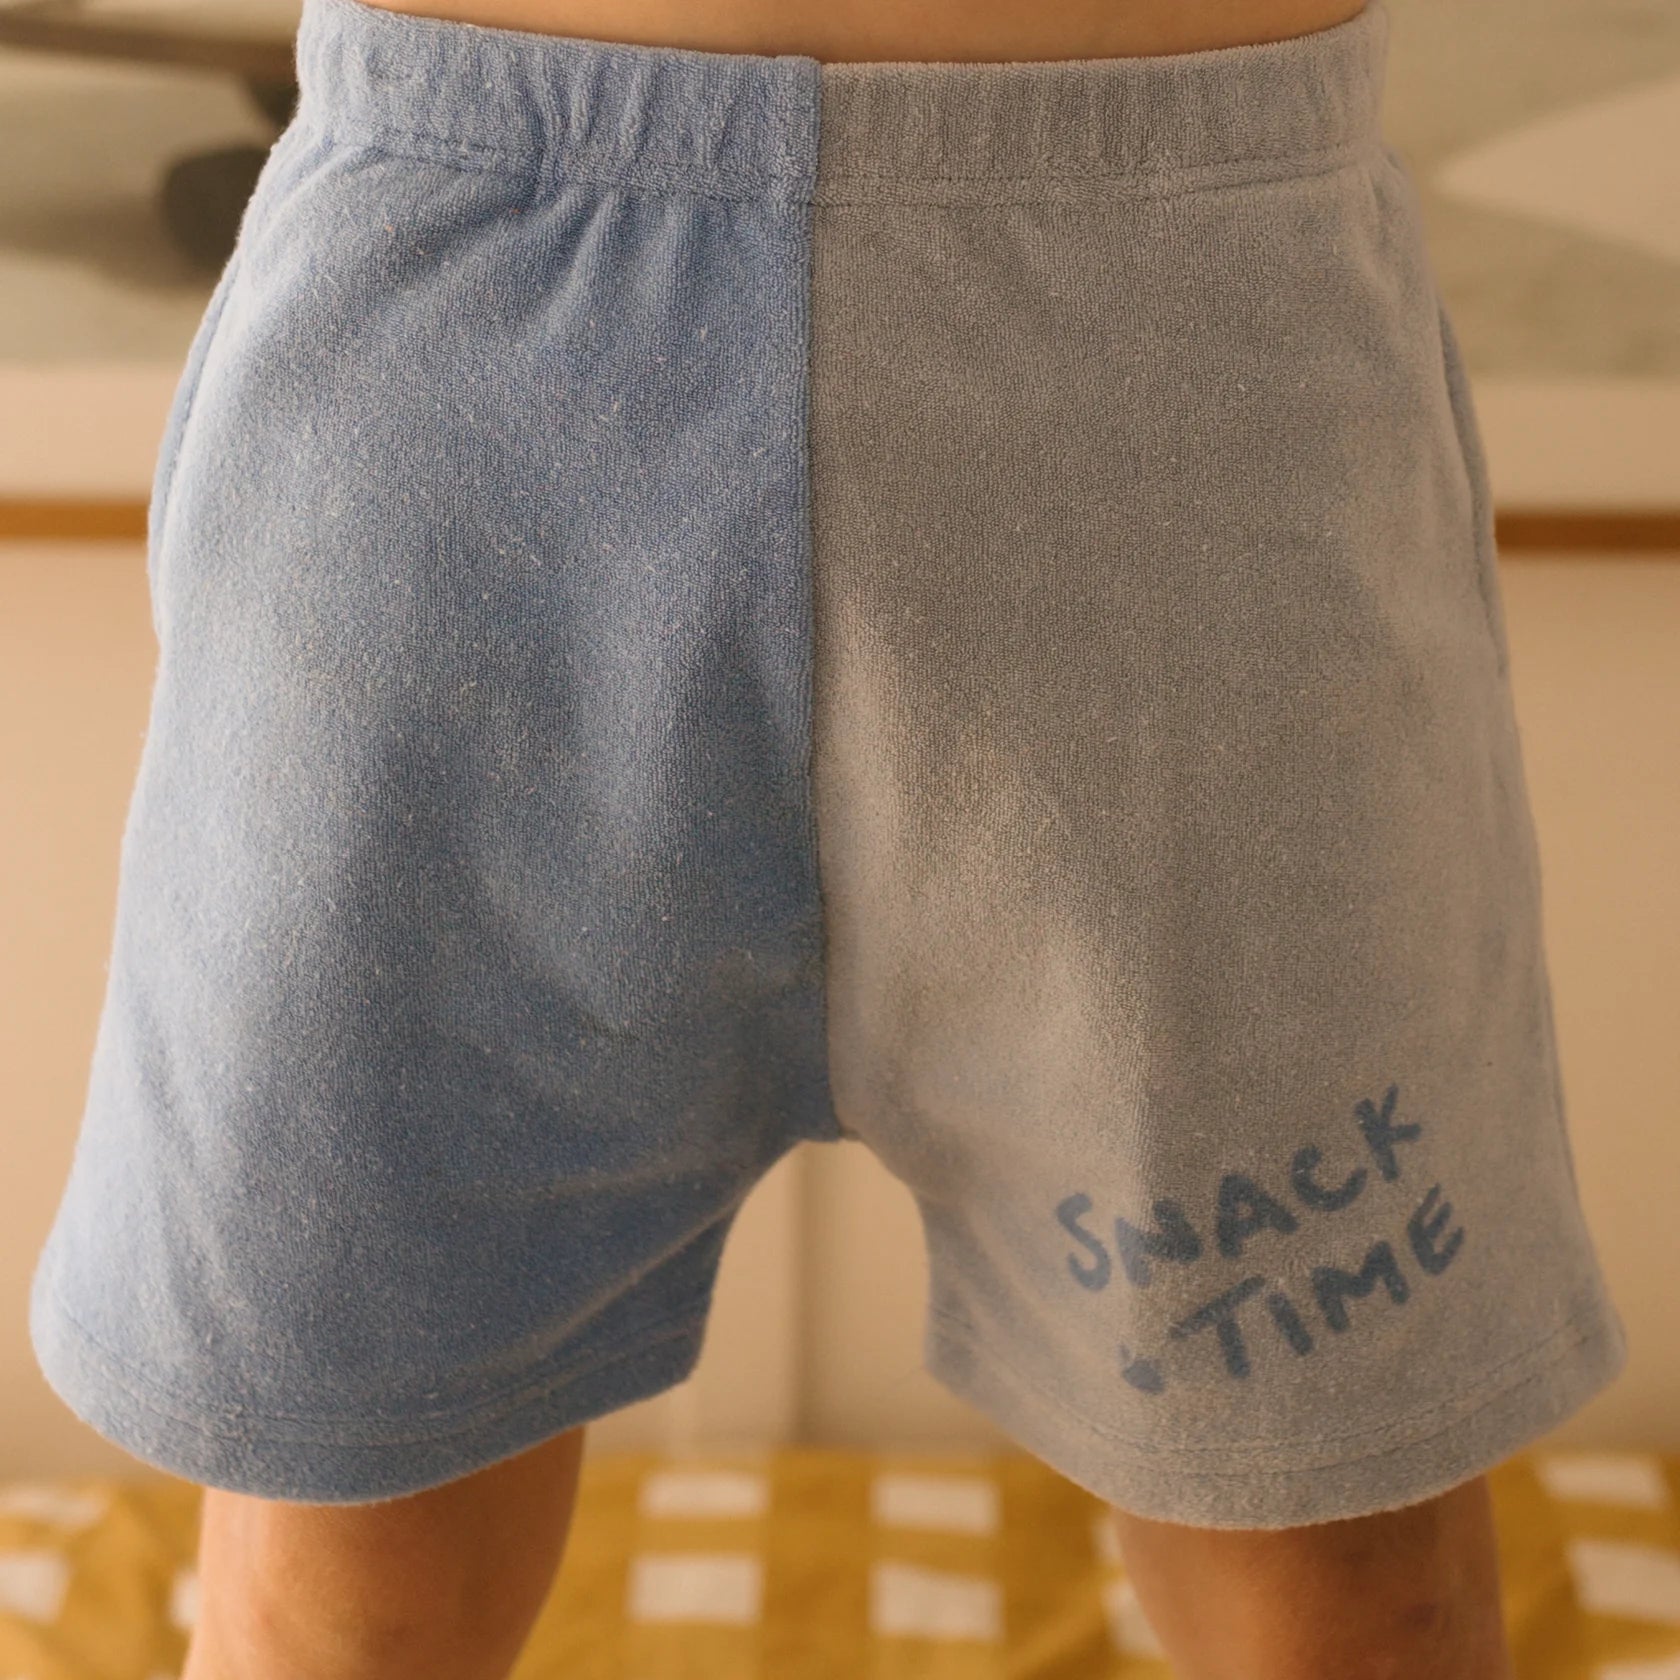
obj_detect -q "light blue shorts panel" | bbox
[30,0,1628,1527]
[31,0,835,1504]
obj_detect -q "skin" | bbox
[1107,1471,1518,1680]
[342,0,1372,63]
[180,1426,588,1680]
[182,1421,1515,1680]
[190,4,1509,1676]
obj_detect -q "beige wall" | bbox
[4,544,1676,1482]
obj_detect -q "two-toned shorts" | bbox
[29,0,1627,1528]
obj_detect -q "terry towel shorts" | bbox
[30,0,1627,1529]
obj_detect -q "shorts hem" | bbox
[30,1271,711,1505]
[923,1288,1628,1530]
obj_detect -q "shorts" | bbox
[30,0,1628,1529]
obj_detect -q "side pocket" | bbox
[1434,295,1511,681]
[146,249,244,639]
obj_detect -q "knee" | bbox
[1106,1474,1514,1680]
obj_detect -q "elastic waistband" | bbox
[297,0,1390,204]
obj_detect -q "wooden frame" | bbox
[1,498,1676,552]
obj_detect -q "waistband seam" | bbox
[317,121,527,183]
[298,114,811,200]
[289,113,1381,205]
[812,138,1379,195]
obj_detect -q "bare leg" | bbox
[181,1424,587,1680]
[1109,1472,1517,1680]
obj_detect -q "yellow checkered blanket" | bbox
[2,1446,1677,1677]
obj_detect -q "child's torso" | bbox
[345,0,1368,62]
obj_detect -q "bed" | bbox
[2,1444,1678,1677]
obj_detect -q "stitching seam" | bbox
[38,1269,709,1448]
[926,1292,1614,1466]
[294,121,1371,204]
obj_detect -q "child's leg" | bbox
[1110,1472,1515,1680]
[180,1427,587,1680]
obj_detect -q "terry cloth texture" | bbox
[30,0,1626,1528]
